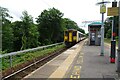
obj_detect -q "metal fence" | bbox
[0,42,63,69]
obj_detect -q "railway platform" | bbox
[23,39,119,79]
[80,43,118,79]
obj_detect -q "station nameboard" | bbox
[107,7,119,16]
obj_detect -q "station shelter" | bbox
[88,22,102,46]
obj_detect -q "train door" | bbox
[64,31,68,42]
[69,31,72,42]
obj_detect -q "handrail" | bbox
[1,42,63,58]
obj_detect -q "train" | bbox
[64,29,85,47]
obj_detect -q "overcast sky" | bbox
[0,0,119,33]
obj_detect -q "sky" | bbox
[0,0,119,33]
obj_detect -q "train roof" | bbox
[65,29,85,35]
[65,29,77,31]
[78,31,85,35]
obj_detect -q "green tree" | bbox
[77,28,85,34]
[62,18,85,34]
[12,11,39,50]
[104,17,112,38]
[0,8,2,52]
[104,16,119,39]
[1,7,14,52]
[11,21,23,51]
[20,11,39,50]
[36,8,64,45]
[62,18,78,29]
[106,29,111,38]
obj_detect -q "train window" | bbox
[79,33,81,37]
[73,31,77,36]
[65,31,68,36]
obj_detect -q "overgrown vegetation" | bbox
[2,44,65,70]
[1,6,85,53]
[104,38,118,46]
[104,16,119,46]
[105,17,119,39]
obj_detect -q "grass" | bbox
[104,38,111,44]
[2,44,65,71]
[104,38,118,46]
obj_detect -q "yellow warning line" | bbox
[49,40,86,78]
[70,75,73,78]
[70,53,83,78]
[70,75,80,79]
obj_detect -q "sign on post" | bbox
[107,7,119,16]
[100,4,106,13]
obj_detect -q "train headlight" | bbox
[64,36,68,40]
[73,36,76,40]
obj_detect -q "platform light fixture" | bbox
[96,0,110,56]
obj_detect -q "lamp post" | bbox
[101,7,105,56]
[96,0,110,56]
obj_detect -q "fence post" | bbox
[0,55,2,79]
[9,56,12,68]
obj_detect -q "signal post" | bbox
[107,1,118,63]
[111,1,117,63]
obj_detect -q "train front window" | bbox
[65,31,68,36]
[73,31,77,36]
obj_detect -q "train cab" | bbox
[64,29,85,47]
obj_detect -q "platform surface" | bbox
[80,43,118,79]
[24,40,120,80]
[24,40,85,79]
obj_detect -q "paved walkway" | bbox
[24,40,120,79]
[80,42,119,79]
[24,40,85,79]
[63,41,119,79]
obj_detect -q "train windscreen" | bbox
[65,31,68,36]
[73,31,77,36]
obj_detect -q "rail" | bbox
[1,42,63,58]
[1,42,63,68]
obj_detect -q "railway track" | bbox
[2,47,68,80]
